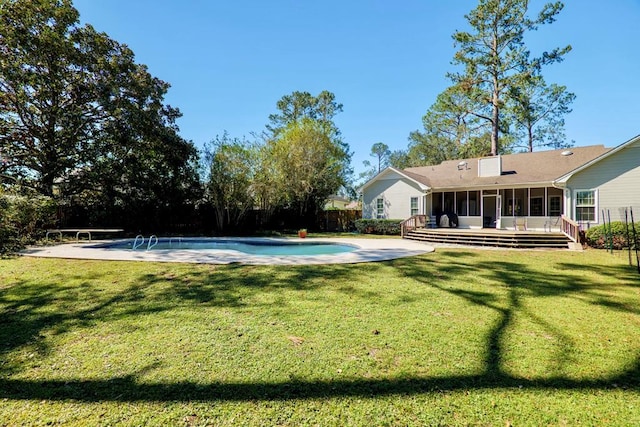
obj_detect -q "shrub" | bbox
[0,193,57,255]
[354,219,402,235]
[585,221,640,249]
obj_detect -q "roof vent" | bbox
[457,161,468,170]
[561,150,573,156]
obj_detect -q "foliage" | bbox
[358,142,391,186]
[267,90,343,138]
[408,85,493,166]
[0,0,201,230]
[509,73,576,152]
[387,149,412,169]
[265,118,351,224]
[585,221,639,249]
[200,89,351,232]
[0,192,56,254]
[202,133,258,231]
[0,250,638,425]
[412,0,572,159]
[354,218,402,235]
[368,142,391,173]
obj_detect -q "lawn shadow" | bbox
[0,259,387,367]
[1,252,639,402]
[0,362,638,402]
[394,250,640,391]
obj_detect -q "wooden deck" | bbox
[404,227,571,249]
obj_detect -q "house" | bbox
[324,195,351,210]
[361,134,640,231]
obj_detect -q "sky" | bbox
[72,0,640,177]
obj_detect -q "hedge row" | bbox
[0,193,57,255]
[354,219,402,235]
[585,221,640,249]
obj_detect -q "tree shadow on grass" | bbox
[1,252,639,402]
[0,260,388,362]
[393,250,640,390]
[0,364,638,402]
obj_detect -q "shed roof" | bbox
[403,145,610,190]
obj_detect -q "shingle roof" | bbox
[403,145,611,190]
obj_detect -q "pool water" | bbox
[93,238,357,256]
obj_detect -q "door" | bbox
[482,194,497,228]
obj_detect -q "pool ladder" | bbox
[132,234,158,251]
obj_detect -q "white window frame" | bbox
[575,189,598,223]
[410,197,419,216]
[376,197,384,219]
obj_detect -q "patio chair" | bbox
[514,217,527,231]
[544,216,561,232]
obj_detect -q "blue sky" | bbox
[73,0,640,176]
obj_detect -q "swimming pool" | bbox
[92,237,358,256]
[25,237,435,265]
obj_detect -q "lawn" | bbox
[1,248,639,426]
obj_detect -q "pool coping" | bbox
[21,237,435,265]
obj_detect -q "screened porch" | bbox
[429,187,565,231]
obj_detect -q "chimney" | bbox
[478,156,502,177]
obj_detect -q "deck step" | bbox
[404,228,570,249]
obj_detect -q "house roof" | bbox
[326,194,350,203]
[359,167,430,192]
[403,145,611,190]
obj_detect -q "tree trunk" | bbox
[491,32,500,156]
[491,105,499,156]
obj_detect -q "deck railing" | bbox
[560,215,580,243]
[400,214,427,237]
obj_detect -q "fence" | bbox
[318,210,362,232]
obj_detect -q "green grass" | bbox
[1,248,639,425]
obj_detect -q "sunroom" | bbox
[428,186,564,231]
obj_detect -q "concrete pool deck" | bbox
[22,237,435,265]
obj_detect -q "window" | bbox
[443,192,455,213]
[530,197,543,216]
[529,188,545,216]
[456,192,467,216]
[410,197,419,216]
[431,192,443,215]
[500,189,512,216]
[376,198,384,219]
[468,191,480,216]
[514,188,528,216]
[575,190,596,222]
[549,195,561,217]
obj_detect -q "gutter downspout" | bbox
[423,188,432,216]
[552,179,570,221]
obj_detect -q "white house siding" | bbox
[362,174,425,220]
[566,141,640,225]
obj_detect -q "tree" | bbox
[0,0,200,229]
[388,149,412,170]
[509,73,575,152]
[267,90,343,137]
[261,90,352,227]
[408,85,492,165]
[358,142,391,185]
[265,118,351,224]
[202,133,257,231]
[449,0,570,155]
[369,142,390,173]
[0,0,108,195]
